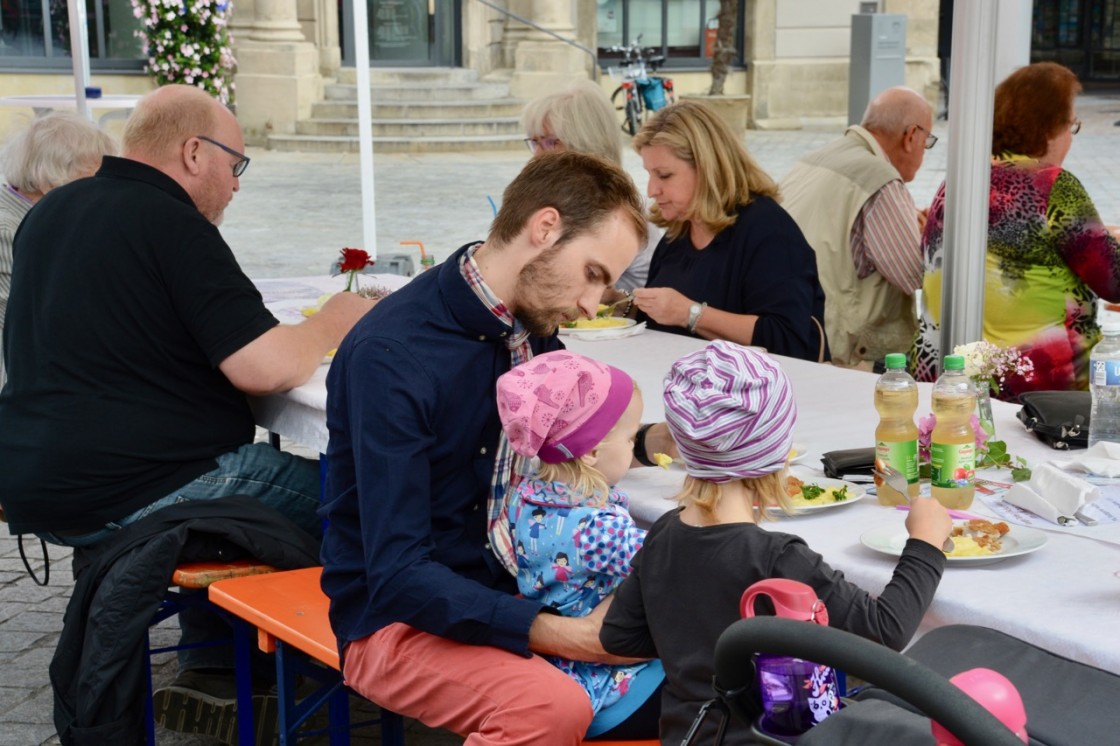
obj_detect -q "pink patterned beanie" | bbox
[497,350,634,463]
[663,341,797,482]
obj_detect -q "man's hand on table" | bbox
[528,596,648,665]
[221,292,378,395]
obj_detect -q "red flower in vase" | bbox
[333,248,374,291]
[338,248,372,273]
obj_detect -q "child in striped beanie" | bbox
[600,341,952,745]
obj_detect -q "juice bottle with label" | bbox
[930,354,977,510]
[874,353,920,505]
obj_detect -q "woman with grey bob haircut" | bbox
[1,112,117,388]
[521,80,658,292]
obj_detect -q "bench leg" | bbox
[232,618,256,746]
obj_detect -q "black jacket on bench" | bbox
[50,495,319,746]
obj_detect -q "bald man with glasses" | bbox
[779,86,936,370]
[0,84,375,738]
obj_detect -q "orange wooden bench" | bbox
[208,566,404,745]
[208,567,658,745]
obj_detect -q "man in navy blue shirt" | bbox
[320,151,664,743]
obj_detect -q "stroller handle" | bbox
[714,618,1025,746]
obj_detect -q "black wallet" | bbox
[820,447,876,479]
[1016,390,1090,450]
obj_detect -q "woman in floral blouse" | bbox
[913,62,1120,400]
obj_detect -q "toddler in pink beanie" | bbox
[600,341,952,745]
[495,350,664,738]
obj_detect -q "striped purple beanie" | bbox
[663,341,797,482]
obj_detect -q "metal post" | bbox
[66,0,92,120]
[351,0,377,259]
[939,1,999,359]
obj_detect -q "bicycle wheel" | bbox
[625,98,642,136]
[611,85,634,134]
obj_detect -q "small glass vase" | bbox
[975,384,996,438]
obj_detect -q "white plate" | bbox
[860,522,1048,566]
[558,318,638,337]
[789,442,808,464]
[777,476,865,514]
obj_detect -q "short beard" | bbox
[511,247,578,337]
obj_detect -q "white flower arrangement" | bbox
[130,0,236,105]
[952,340,1035,397]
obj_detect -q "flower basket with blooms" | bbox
[130,0,236,105]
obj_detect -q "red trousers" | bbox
[344,622,594,745]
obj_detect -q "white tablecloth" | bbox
[251,291,1120,674]
[565,333,1120,674]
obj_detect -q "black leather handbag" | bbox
[820,447,876,479]
[1016,390,1091,450]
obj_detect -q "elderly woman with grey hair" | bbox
[521,80,660,293]
[0,112,117,388]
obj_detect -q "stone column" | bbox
[508,0,589,99]
[313,0,342,77]
[232,0,322,143]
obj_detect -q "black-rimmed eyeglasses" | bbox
[1071,119,1082,135]
[197,135,250,177]
[912,124,938,150]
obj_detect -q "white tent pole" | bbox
[939,1,999,357]
[351,0,377,259]
[66,0,92,120]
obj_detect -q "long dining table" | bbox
[250,282,1120,674]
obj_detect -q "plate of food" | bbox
[778,475,865,514]
[558,317,640,338]
[860,519,1047,566]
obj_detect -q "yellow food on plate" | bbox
[652,452,673,469]
[946,518,1009,556]
[562,317,630,330]
[785,476,852,505]
[944,536,997,557]
[301,293,335,317]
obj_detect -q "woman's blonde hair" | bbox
[0,111,117,193]
[521,81,623,165]
[673,471,796,521]
[632,99,779,240]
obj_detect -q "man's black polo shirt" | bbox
[0,156,277,533]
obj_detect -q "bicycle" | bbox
[604,35,676,136]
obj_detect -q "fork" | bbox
[874,464,955,553]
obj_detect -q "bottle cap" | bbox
[884,353,906,369]
[943,354,965,371]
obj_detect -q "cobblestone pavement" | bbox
[4,89,1120,745]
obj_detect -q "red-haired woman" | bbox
[913,62,1120,399]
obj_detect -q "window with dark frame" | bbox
[0,0,145,70]
[596,0,744,68]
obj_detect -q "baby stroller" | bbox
[683,617,1119,745]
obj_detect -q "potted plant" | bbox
[683,0,751,137]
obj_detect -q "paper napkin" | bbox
[1056,441,1120,478]
[1003,462,1100,525]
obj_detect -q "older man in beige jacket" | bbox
[780,86,935,369]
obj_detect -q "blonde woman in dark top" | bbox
[631,100,830,361]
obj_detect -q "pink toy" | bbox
[931,667,1029,745]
